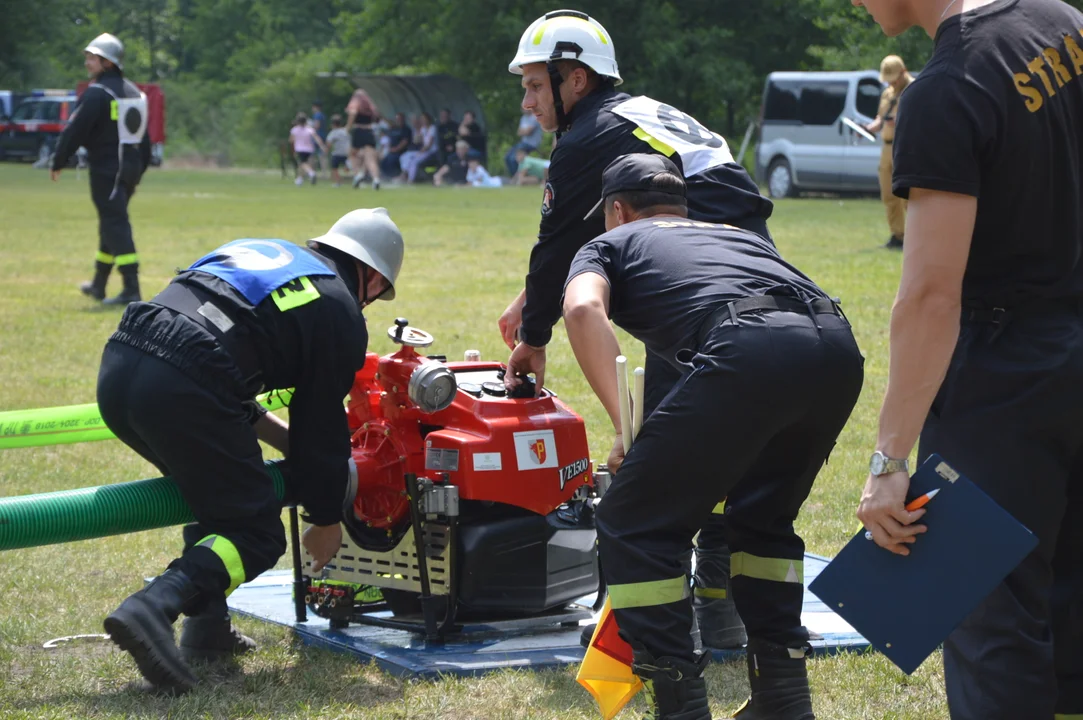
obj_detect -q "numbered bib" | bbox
[91,82,148,146]
[189,238,336,308]
[612,96,735,177]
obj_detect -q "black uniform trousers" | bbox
[97,342,285,602]
[90,172,137,265]
[919,306,1083,720]
[597,310,863,661]
[641,216,777,601]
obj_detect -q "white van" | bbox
[755,70,884,198]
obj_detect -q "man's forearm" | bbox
[255,411,290,456]
[877,292,960,458]
[565,303,623,431]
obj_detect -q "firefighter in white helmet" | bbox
[96,209,403,693]
[52,33,152,306]
[501,10,816,720]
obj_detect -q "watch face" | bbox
[870,452,885,475]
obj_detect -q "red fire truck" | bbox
[0,84,166,165]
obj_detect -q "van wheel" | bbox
[766,159,796,199]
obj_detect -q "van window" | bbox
[763,80,800,123]
[856,79,882,118]
[11,102,41,122]
[798,82,848,126]
[41,102,61,122]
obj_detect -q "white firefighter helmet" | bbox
[310,208,404,301]
[508,10,622,85]
[85,33,125,70]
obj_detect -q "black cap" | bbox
[584,153,686,220]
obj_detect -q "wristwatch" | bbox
[869,451,909,476]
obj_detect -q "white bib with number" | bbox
[115,95,148,146]
[611,96,734,177]
[90,82,148,146]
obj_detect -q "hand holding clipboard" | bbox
[810,455,1037,674]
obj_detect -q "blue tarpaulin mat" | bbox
[228,553,869,678]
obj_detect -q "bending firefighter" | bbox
[96,209,404,693]
[553,154,863,720]
[52,33,152,306]
[502,9,775,653]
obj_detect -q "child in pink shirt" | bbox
[289,113,326,186]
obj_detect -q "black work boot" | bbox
[632,647,712,720]
[103,266,141,306]
[694,546,748,649]
[179,597,256,663]
[732,638,814,720]
[79,261,113,300]
[884,234,904,250]
[104,568,202,694]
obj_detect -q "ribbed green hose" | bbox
[0,460,288,551]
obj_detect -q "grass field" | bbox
[0,163,948,719]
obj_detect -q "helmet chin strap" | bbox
[546,62,568,137]
[546,41,584,137]
[359,263,371,306]
[358,262,391,306]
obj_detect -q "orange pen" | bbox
[904,488,940,512]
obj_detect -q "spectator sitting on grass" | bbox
[437,108,459,164]
[433,139,471,187]
[514,147,550,186]
[466,150,501,188]
[504,106,543,176]
[379,113,411,178]
[459,110,486,160]
[399,112,438,184]
[326,115,351,187]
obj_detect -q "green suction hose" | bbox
[0,389,294,450]
[0,460,288,551]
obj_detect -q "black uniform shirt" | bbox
[52,69,151,178]
[111,247,367,526]
[566,218,827,366]
[892,0,1083,307]
[520,85,773,348]
[438,121,459,156]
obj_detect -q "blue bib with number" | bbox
[189,238,335,305]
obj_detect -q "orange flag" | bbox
[576,597,643,719]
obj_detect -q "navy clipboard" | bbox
[809,454,1038,674]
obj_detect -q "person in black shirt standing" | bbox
[853,1,1083,718]
[96,208,404,694]
[502,9,775,653]
[542,154,863,720]
[52,33,151,306]
[457,110,486,161]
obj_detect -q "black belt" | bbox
[883,139,893,145]
[154,283,264,386]
[696,296,842,347]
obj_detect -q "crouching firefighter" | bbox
[52,32,152,306]
[96,208,404,693]
[547,155,864,720]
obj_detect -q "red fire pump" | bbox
[295,319,608,638]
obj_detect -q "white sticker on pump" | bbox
[513,430,559,471]
[473,452,503,472]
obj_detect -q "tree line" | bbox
[4,0,1080,166]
